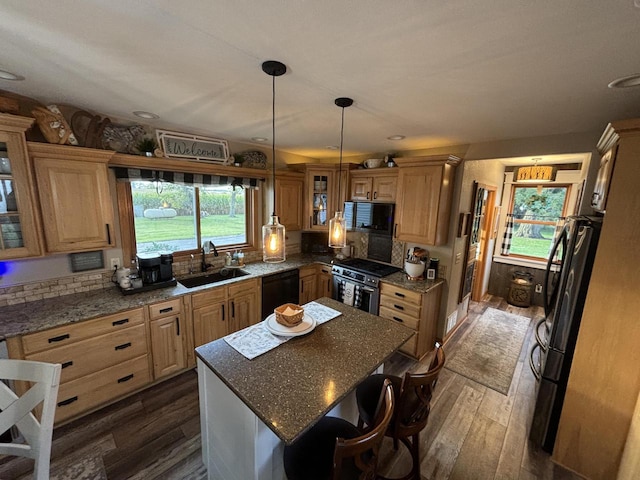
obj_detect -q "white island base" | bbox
[197,358,379,480]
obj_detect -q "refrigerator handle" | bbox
[543,226,567,318]
[534,317,548,352]
[529,343,542,381]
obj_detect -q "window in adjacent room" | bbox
[118,179,258,259]
[503,184,570,261]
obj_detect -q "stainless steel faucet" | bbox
[201,241,218,272]
[189,254,195,274]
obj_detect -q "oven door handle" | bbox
[362,287,375,293]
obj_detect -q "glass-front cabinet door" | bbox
[0,115,42,259]
[305,169,335,230]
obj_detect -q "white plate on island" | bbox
[265,313,316,337]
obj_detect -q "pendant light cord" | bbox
[271,73,277,217]
[338,105,344,206]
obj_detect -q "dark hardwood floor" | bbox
[0,296,583,479]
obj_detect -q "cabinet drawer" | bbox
[379,306,420,330]
[148,299,182,320]
[380,283,422,306]
[228,277,259,298]
[55,354,151,424]
[21,308,144,355]
[380,296,421,318]
[191,287,226,309]
[26,324,148,384]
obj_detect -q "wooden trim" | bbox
[0,113,35,132]
[110,152,268,179]
[393,154,462,168]
[116,181,136,264]
[349,168,398,178]
[27,142,115,163]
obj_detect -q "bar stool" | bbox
[355,343,445,480]
[283,379,395,480]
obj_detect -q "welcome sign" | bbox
[156,130,230,164]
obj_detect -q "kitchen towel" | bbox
[342,281,355,306]
[224,302,342,359]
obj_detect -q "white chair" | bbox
[0,359,61,480]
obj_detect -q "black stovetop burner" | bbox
[335,258,400,278]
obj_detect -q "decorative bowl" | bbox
[275,303,305,327]
[364,158,384,169]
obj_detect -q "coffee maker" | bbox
[137,253,161,284]
[159,252,174,281]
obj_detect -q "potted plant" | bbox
[136,136,158,157]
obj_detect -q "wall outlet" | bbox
[535,283,543,293]
[110,258,120,270]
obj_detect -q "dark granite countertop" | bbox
[0,254,335,340]
[380,272,445,294]
[195,297,414,445]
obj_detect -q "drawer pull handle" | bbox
[159,307,174,314]
[393,316,404,323]
[58,396,78,407]
[176,317,180,336]
[112,318,129,326]
[61,361,73,369]
[48,334,70,343]
[394,292,405,298]
[115,342,132,351]
[118,374,134,383]
[222,304,225,320]
[394,304,405,310]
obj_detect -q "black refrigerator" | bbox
[529,215,603,452]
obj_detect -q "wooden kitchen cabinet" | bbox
[275,172,304,231]
[317,264,333,299]
[304,165,353,230]
[299,265,318,304]
[379,281,442,359]
[28,142,115,253]
[190,277,261,350]
[148,298,186,379]
[349,169,397,202]
[0,114,43,259]
[394,155,461,246]
[6,307,151,424]
[591,142,617,213]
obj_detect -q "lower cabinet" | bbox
[299,265,318,304]
[148,298,186,379]
[379,282,442,359]
[190,277,261,350]
[317,264,333,299]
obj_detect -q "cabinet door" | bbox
[317,265,333,299]
[300,274,317,304]
[149,315,185,379]
[32,149,115,252]
[591,146,617,213]
[193,301,227,347]
[306,169,334,230]
[350,177,372,201]
[372,176,397,202]
[395,165,443,245]
[276,177,304,231]
[0,117,42,259]
[229,290,257,333]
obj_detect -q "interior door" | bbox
[471,188,496,301]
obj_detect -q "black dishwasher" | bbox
[261,269,300,320]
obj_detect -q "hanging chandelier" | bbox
[261,60,287,263]
[328,97,353,248]
[513,158,557,183]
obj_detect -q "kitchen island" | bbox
[195,297,414,480]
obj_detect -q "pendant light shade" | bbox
[262,60,287,263]
[513,158,557,183]
[328,97,353,249]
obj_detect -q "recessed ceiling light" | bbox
[251,137,268,142]
[608,74,640,88]
[0,69,25,81]
[133,111,159,119]
[326,145,339,150]
[387,135,405,140]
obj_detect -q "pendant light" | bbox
[513,158,557,183]
[262,60,287,263]
[328,97,353,249]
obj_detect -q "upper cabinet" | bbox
[0,114,43,260]
[29,143,116,253]
[394,155,461,246]
[349,169,397,202]
[275,172,304,231]
[303,164,353,231]
[592,125,620,213]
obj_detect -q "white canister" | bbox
[119,276,132,289]
[116,267,131,283]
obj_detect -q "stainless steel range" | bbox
[331,258,400,314]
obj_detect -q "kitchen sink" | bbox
[178,269,250,288]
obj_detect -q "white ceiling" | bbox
[1,0,640,159]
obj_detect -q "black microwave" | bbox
[344,202,395,236]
